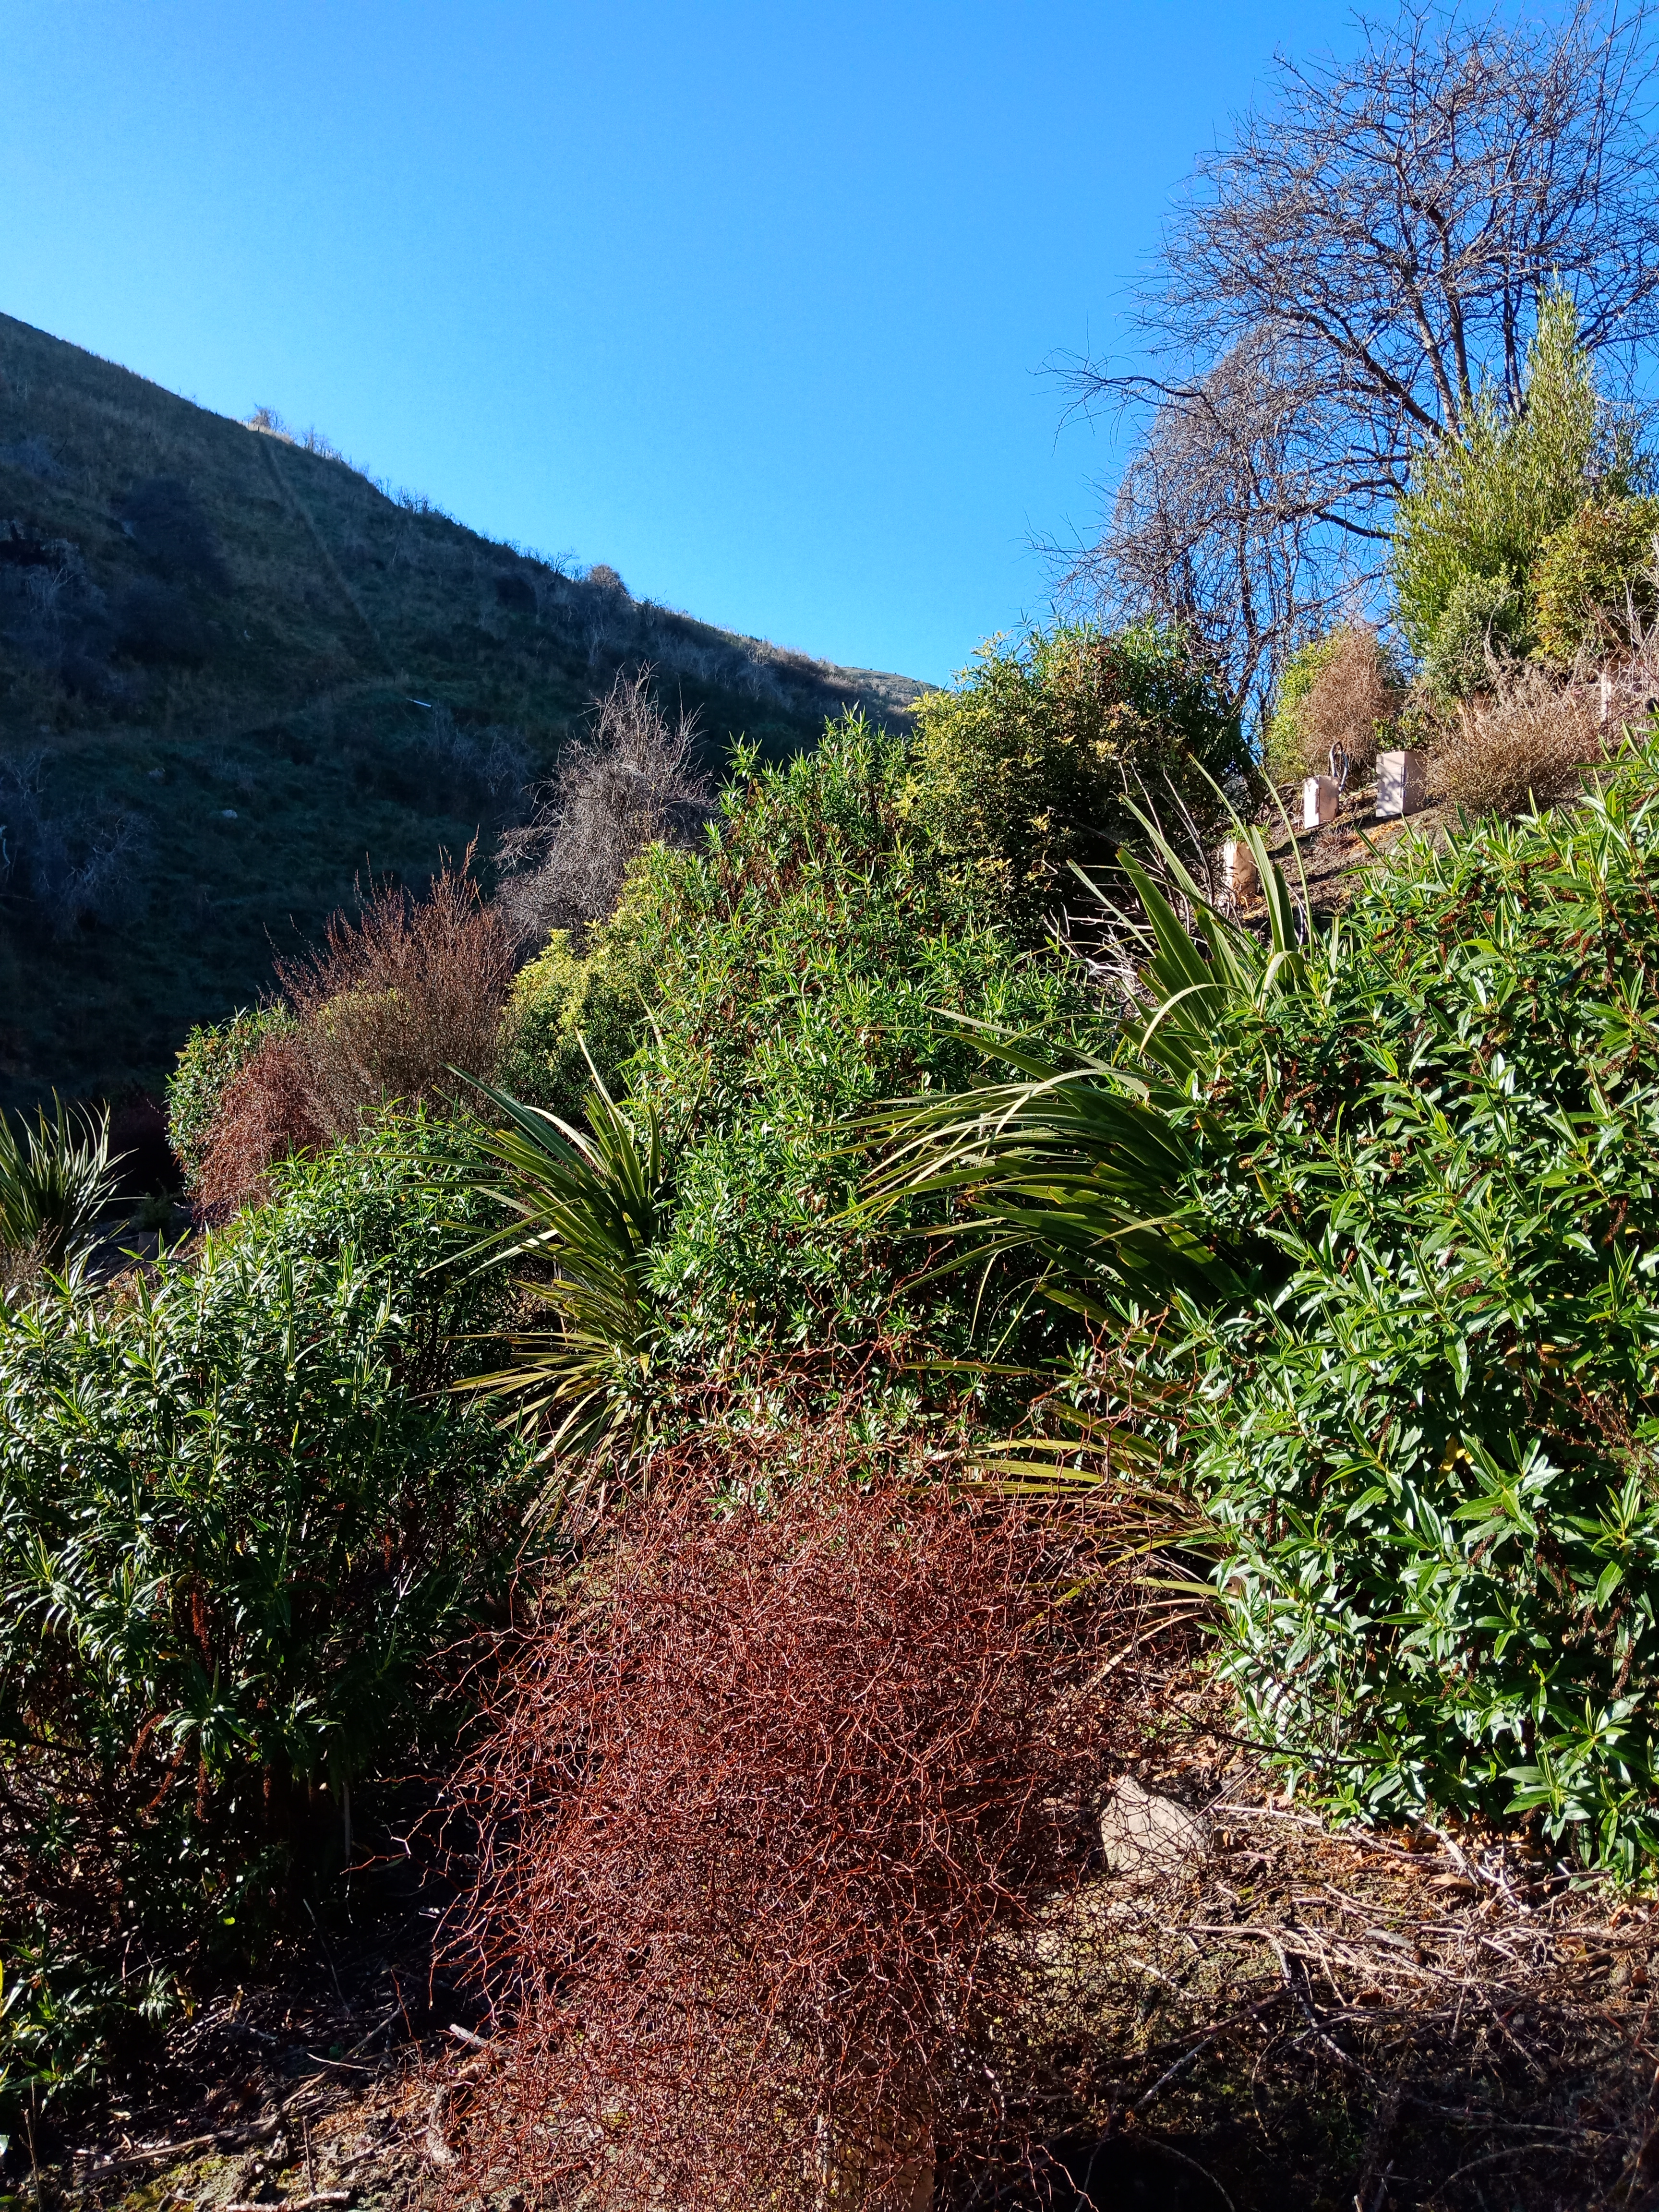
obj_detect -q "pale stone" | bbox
[1302,774,1338,829]
[1374,747,1426,819]
[1098,1773,1207,1881]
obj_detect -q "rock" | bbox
[1098,1774,1207,1881]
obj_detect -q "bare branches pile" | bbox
[1030,1790,1659,2208]
[494,664,709,948]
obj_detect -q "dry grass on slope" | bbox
[1431,659,1608,816]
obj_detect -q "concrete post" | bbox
[1374,749,1426,819]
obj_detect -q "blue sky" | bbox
[2,1,1347,685]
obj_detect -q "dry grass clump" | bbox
[1432,658,1606,815]
[494,664,709,948]
[1298,623,1401,775]
[0,1232,50,1301]
[440,1465,1163,2211]
[275,850,514,1139]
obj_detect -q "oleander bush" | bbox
[0,1115,529,2124]
[884,755,1659,1871]
[1174,766,1659,1870]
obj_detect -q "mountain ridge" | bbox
[0,312,924,1109]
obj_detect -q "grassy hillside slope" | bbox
[0,312,921,1110]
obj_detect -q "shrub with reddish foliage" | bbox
[191,856,515,1215]
[276,850,514,1140]
[445,1472,1146,2210]
[193,1029,327,1219]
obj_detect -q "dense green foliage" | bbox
[1262,633,1339,780]
[621,718,1100,1411]
[904,624,1244,932]
[1533,496,1659,663]
[884,761,1659,1871]
[495,901,658,1124]
[465,1081,674,1477]
[0,1116,528,2120]
[1172,773,1659,1869]
[1392,292,1642,691]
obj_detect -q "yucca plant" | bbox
[463,1073,674,1480]
[0,1097,122,1280]
[865,808,1318,1322]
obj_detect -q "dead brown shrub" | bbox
[494,665,709,949]
[442,1468,1156,2210]
[1432,660,1606,816]
[1298,623,1400,776]
[275,851,514,1140]
[192,1029,327,1220]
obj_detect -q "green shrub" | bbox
[497,890,659,1124]
[1392,290,1642,690]
[0,1113,529,2121]
[166,1003,293,1190]
[883,759,1659,1872]
[1263,634,1339,780]
[1414,567,1529,699]
[613,715,1100,1422]
[903,624,1244,934]
[1533,496,1659,663]
[1264,625,1403,781]
[1170,765,1659,1870]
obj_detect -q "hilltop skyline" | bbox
[0,0,1344,685]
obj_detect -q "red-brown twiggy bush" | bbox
[276,851,514,1139]
[445,1472,1142,2210]
[193,1028,327,1219]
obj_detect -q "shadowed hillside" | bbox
[0,312,921,1110]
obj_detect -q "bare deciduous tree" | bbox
[1058,0,1659,722]
[494,665,710,949]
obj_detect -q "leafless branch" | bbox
[493,666,710,950]
[1056,1,1659,722]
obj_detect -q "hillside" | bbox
[0,312,922,1111]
